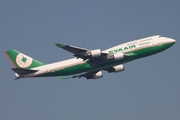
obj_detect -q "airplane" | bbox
[4,35,176,80]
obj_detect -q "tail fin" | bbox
[4,49,45,69]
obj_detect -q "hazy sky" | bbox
[1,0,180,120]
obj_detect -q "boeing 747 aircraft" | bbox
[5,35,176,80]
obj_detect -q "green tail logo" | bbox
[4,49,45,69]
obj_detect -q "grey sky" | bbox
[1,0,180,120]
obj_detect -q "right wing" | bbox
[55,43,108,66]
[55,43,135,67]
[55,43,88,55]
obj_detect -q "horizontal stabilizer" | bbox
[12,68,38,75]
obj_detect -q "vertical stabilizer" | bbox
[4,49,45,69]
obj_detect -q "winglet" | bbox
[55,43,64,48]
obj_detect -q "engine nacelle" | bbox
[86,71,103,79]
[87,49,101,58]
[108,52,124,61]
[107,64,125,73]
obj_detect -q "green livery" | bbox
[5,49,44,69]
[4,35,176,80]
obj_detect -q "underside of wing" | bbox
[72,70,103,79]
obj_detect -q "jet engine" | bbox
[86,49,101,58]
[108,52,124,61]
[86,71,103,79]
[107,64,125,73]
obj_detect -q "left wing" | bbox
[72,71,101,79]
[59,70,103,80]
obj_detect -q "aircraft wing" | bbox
[55,43,108,61]
[72,71,99,79]
[55,43,88,54]
[55,43,133,67]
[58,70,101,80]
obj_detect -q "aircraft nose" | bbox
[168,38,176,46]
[164,38,176,48]
[169,39,176,43]
[159,37,176,47]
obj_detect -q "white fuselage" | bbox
[17,35,175,78]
